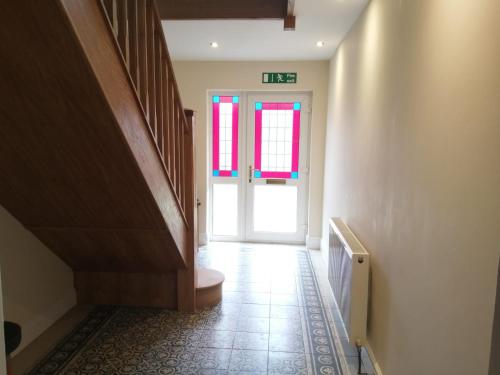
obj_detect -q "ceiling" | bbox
[162,0,369,61]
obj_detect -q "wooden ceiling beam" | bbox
[284,0,295,31]
[155,0,288,20]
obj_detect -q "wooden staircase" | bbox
[0,0,222,311]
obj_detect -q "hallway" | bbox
[26,243,374,375]
[1,1,500,374]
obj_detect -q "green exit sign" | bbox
[262,72,297,84]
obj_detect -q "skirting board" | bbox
[199,232,208,246]
[364,342,384,375]
[306,235,321,249]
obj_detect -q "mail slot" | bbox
[266,179,286,185]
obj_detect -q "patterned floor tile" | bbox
[269,333,305,353]
[221,291,244,304]
[198,330,236,349]
[28,244,356,375]
[237,317,270,333]
[161,329,205,348]
[239,304,270,318]
[212,303,242,317]
[271,293,299,306]
[228,350,268,373]
[204,315,240,331]
[268,351,307,375]
[241,293,271,305]
[269,318,303,335]
[233,332,269,350]
[271,285,299,294]
[193,348,232,370]
[270,305,301,320]
[197,370,229,375]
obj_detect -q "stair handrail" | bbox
[99,0,192,228]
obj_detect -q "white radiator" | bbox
[328,218,370,346]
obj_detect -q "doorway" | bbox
[209,92,311,243]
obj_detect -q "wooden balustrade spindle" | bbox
[98,0,193,226]
[174,102,181,195]
[155,33,164,156]
[117,0,128,66]
[162,58,170,172]
[169,79,176,179]
[146,1,156,137]
[180,117,186,210]
[137,0,148,118]
[127,0,139,90]
[102,0,114,26]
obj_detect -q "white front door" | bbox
[244,93,310,243]
[209,92,310,244]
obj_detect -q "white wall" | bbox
[0,205,76,354]
[172,61,329,245]
[322,0,500,374]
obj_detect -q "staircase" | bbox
[0,0,222,312]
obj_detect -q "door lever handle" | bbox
[248,165,254,183]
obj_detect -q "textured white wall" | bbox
[322,1,500,374]
[0,205,76,354]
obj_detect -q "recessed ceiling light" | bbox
[316,41,325,48]
[210,41,219,48]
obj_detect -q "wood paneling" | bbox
[0,0,196,307]
[32,228,181,273]
[196,268,224,309]
[75,272,177,308]
[155,0,287,20]
[94,0,192,228]
[177,110,197,312]
[60,0,190,262]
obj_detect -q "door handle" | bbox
[248,165,254,183]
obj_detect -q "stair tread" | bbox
[197,268,225,290]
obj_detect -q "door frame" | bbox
[244,92,311,243]
[207,90,312,244]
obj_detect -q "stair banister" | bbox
[99,0,197,311]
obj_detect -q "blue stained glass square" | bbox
[213,96,220,103]
[293,102,301,110]
[291,171,299,179]
[254,170,262,178]
[213,170,220,176]
[232,96,239,103]
[255,102,263,110]
[231,170,238,177]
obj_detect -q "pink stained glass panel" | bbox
[212,96,239,177]
[254,101,300,179]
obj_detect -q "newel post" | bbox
[177,109,197,312]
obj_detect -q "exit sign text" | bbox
[262,72,297,84]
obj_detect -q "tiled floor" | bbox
[27,242,375,375]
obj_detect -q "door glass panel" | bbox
[254,102,300,179]
[213,184,238,235]
[212,96,239,177]
[253,185,297,233]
